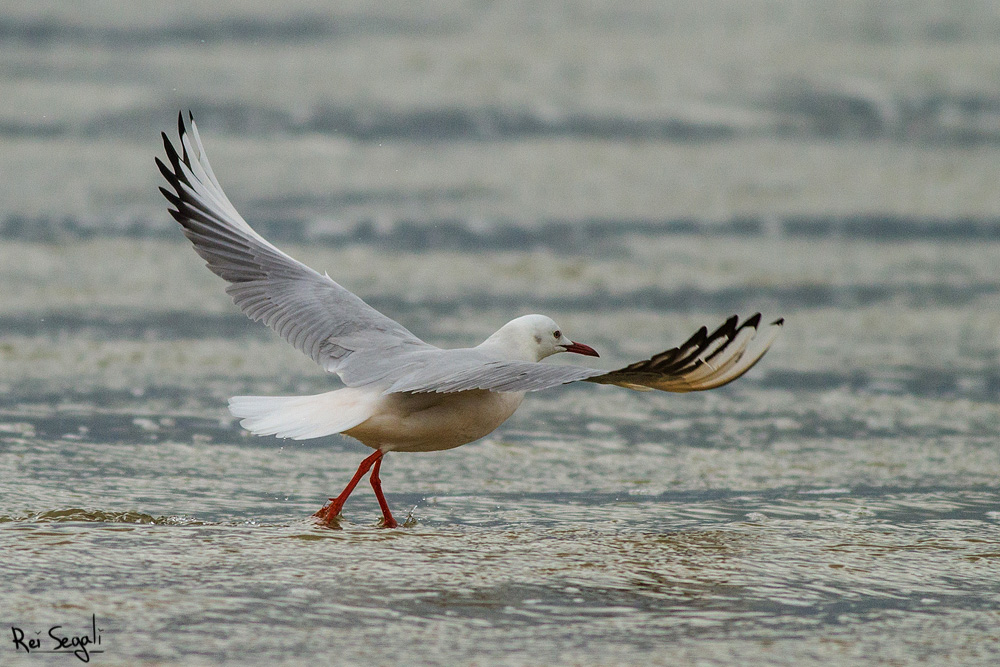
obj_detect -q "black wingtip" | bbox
[158,186,186,210]
[159,131,183,174]
[771,317,785,326]
[155,156,173,182]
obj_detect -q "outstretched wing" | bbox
[386,314,782,394]
[584,313,783,392]
[156,112,433,381]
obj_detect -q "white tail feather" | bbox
[229,387,377,440]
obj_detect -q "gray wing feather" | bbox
[384,349,604,394]
[156,112,433,379]
[387,314,781,394]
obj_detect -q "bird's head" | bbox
[481,314,600,362]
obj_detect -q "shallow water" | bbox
[3,236,1000,665]
[4,2,1000,666]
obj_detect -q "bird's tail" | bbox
[228,387,377,440]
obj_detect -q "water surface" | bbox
[3,2,1000,665]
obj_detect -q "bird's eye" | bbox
[553,330,561,339]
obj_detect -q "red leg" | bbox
[370,456,398,528]
[313,450,383,526]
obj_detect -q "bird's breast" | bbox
[342,390,525,453]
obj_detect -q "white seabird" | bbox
[156,112,782,528]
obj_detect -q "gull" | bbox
[156,112,782,528]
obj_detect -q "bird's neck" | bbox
[476,334,542,363]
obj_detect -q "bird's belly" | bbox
[342,390,524,453]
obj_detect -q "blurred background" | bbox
[4,1,1000,383]
[2,2,1000,665]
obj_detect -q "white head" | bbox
[480,314,600,362]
